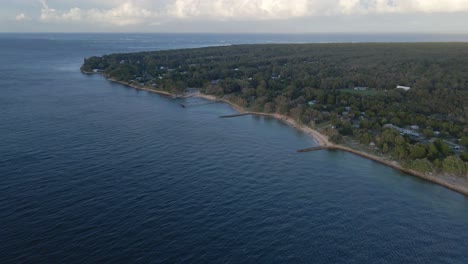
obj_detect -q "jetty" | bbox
[219,112,279,119]
[219,113,251,118]
[179,101,217,108]
[297,146,331,152]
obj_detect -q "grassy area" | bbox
[338,88,385,96]
[316,121,332,129]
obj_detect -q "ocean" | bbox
[0,33,467,263]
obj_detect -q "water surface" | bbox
[1,33,467,263]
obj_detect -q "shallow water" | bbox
[1,33,467,263]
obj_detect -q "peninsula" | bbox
[81,43,468,195]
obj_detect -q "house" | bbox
[383,124,420,137]
[454,146,461,150]
[271,74,281,80]
[396,85,411,91]
[308,100,318,106]
[119,60,125,64]
[410,125,420,130]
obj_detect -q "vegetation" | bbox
[82,43,468,177]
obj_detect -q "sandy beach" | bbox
[108,78,174,97]
[83,70,468,196]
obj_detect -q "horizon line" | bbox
[2,31,468,35]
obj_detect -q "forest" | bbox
[82,43,468,177]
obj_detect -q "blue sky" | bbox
[2,0,468,33]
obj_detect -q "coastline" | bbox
[325,145,468,196]
[82,70,468,197]
[108,78,174,97]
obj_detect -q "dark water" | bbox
[0,33,467,263]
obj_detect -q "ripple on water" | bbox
[0,34,468,264]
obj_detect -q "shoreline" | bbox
[323,145,468,196]
[82,70,468,197]
[108,78,174,97]
[196,94,331,146]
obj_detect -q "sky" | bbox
[1,0,468,33]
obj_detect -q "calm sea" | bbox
[0,33,467,263]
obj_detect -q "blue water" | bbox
[1,33,467,263]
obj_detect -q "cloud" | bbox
[168,0,313,19]
[39,0,158,26]
[15,13,29,21]
[336,0,468,15]
[168,0,468,19]
[35,0,468,27]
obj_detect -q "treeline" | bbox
[82,43,468,89]
[82,43,468,177]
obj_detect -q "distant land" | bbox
[82,43,468,195]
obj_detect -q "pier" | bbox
[219,112,275,118]
[180,101,217,108]
[219,113,251,118]
[296,146,331,152]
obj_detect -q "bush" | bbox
[442,156,467,177]
[408,159,433,173]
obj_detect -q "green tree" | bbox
[434,139,452,158]
[382,143,389,153]
[410,144,427,159]
[360,119,371,129]
[461,136,468,148]
[442,156,467,177]
[274,96,289,114]
[424,143,438,160]
[460,152,468,162]
[264,102,275,113]
[408,159,433,173]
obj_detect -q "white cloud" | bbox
[39,0,158,26]
[337,0,468,15]
[168,0,313,19]
[168,0,468,19]
[15,13,29,21]
[35,0,468,26]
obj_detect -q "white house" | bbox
[396,85,411,91]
